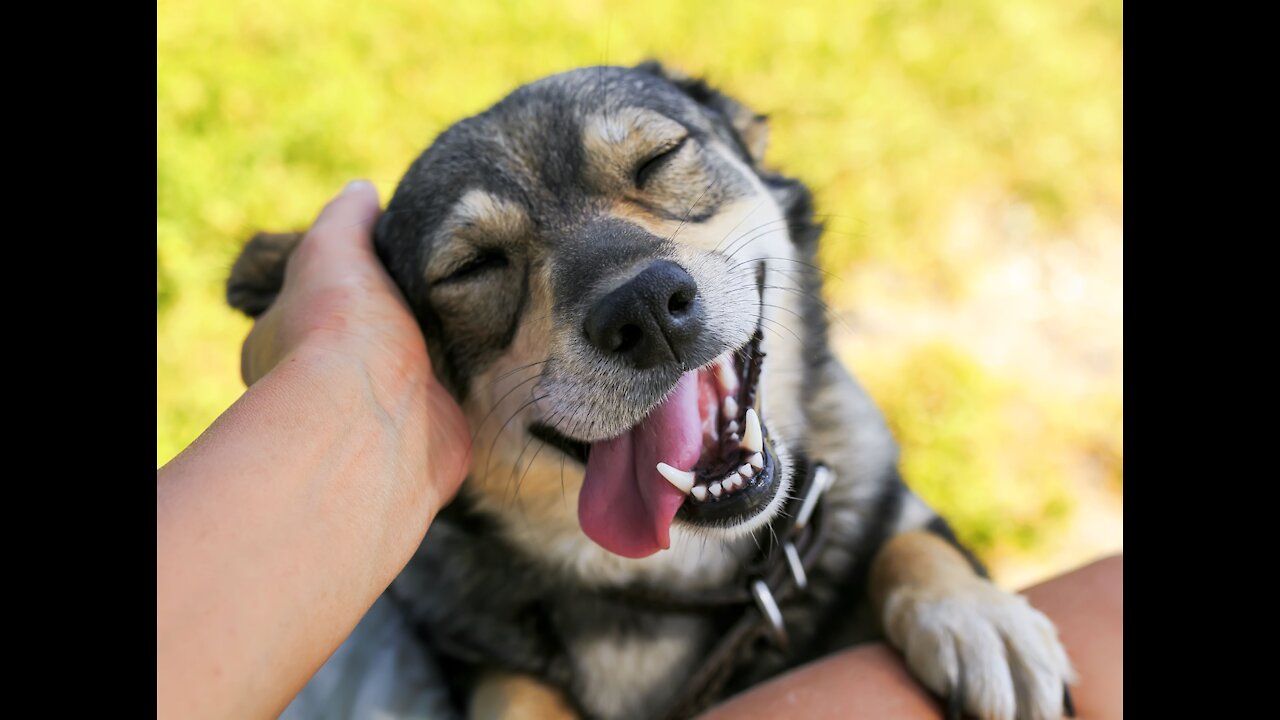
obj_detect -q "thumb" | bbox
[283,180,383,284]
[305,179,382,256]
[316,179,380,237]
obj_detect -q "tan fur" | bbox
[426,190,533,284]
[869,530,976,621]
[605,199,678,237]
[470,671,578,720]
[581,108,687,187]
[452,190,527,234]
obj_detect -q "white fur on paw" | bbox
[883,580,1076,720]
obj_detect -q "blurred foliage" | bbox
[859,344,1120,558]
[157,0,1122,561]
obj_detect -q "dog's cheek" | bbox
[459,287,556,491]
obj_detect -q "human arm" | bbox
[699,554,1123,720]
[157,181,471,719]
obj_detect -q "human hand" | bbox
[240,180,470,505]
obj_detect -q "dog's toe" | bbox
[884,582,1075,720]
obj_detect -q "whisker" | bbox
[507,404,570,507]
[757,316,809,348]
[722,222,791,260]
[714,211,782,254]
[762,285,859,340]
[727,255,844,283]
[484,392,548,480]
[470,371,544,445]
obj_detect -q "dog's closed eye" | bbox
[434,249,509,286]
[634,135,689,189]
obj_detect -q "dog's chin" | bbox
[528,327,792,549]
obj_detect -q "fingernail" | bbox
[342,179,374,195]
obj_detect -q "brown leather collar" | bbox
[598,455,835,720]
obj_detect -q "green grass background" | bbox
[158,0,1122,569]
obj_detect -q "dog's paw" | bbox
[882,580,1076,720]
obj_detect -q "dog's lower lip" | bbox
[528,423,589,465]
[675,435,780,525]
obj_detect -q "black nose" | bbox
[584,260,704,369]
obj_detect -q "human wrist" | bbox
[275,343,439,509]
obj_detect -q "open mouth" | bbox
[528,272,781,558]
[670,330,779,523]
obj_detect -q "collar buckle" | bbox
[782,540,807,590]
[750,578,789,652]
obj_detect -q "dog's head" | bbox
[235,62,825,567]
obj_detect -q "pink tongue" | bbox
[578,372,703,558]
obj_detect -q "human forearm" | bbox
[157,348,441,719]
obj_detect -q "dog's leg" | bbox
[469,670,579,720]
[869,497,1076,720]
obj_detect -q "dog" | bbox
[228,62,1075,720]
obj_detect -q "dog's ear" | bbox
[226,231,303,317]
[635,61,769,165]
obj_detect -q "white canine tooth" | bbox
[722,396,738,420]
[742,408,763,453]
[656,463,695,494]
[691,485,708,501]
[738,464,754,478]
[709,482,723,497]
[748,452,764,470]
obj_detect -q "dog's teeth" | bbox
[747,452,764,470]
[656,463,695,494]
[742,408,763,453]
[738,464,754,479]
[723,396,738,420]
[710,482,723,497]
[724,476,741,491]
[726,420,739,435]
[702,415,718,438]
[715,356,739,396]
[691,485,708,501]
[702,416,719,450]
